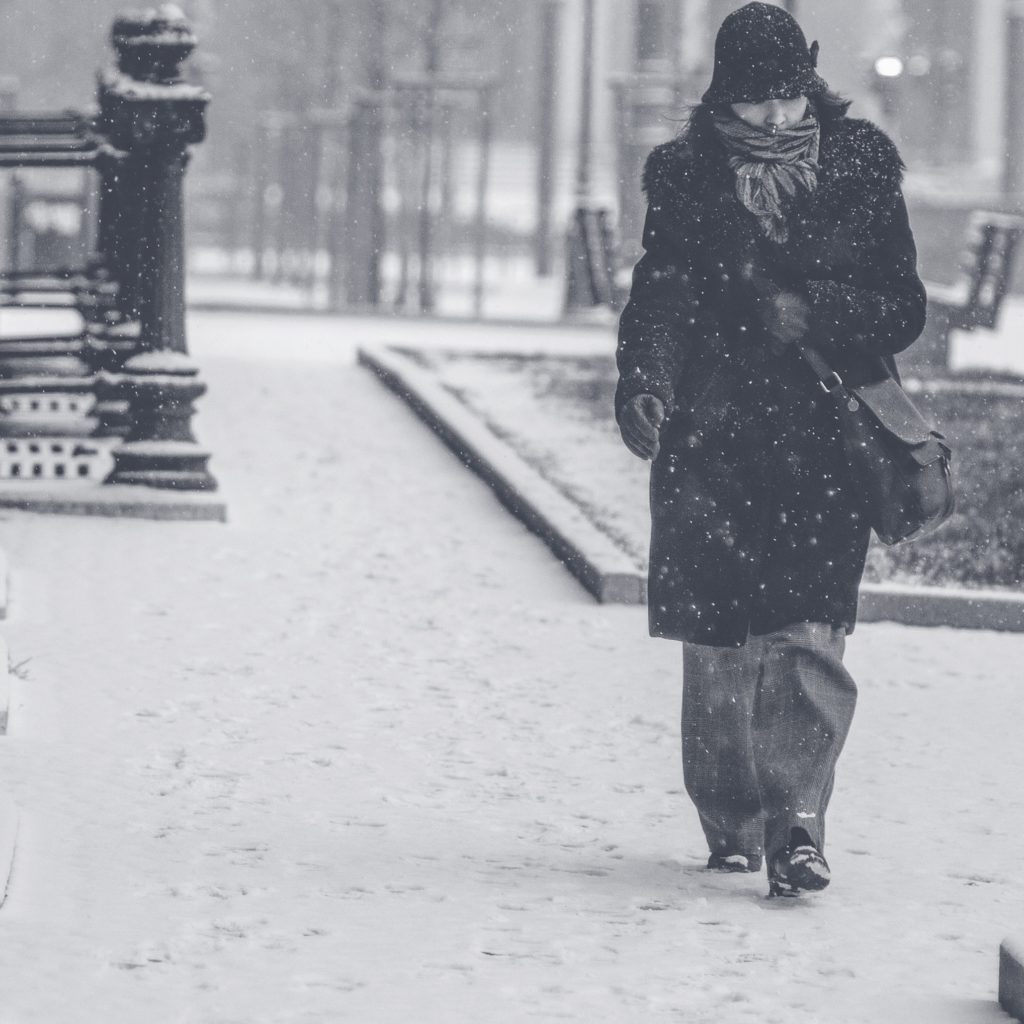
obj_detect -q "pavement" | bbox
[0,309,1020,1023]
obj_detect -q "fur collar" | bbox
[642,115,905,231]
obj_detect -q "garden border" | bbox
[359,345,641,602]
[359,344,1024,633]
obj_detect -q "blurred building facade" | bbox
[1,0,1021,314]
[572,0,1024,284]
[579,0,1021,198]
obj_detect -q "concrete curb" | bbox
[0,586,15,905]
[0,545,8,621]
[361,344,1024,631]
[858,581,1024,632]
[359,346,643,603]
[0,634,9,736]
[1001,939,1024,1021]
[0,791,16,909]
[0,483,227,522]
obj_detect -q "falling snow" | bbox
[0,311,1019,1022]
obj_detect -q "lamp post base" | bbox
[105,439,217,490]
[103,351,218,491]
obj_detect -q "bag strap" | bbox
[794,341,852,400]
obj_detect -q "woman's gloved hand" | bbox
[618,393,665,460]
[761,290,811,353]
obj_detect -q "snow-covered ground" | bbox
[0,310,1020,1023]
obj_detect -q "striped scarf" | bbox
[712,112,820,243]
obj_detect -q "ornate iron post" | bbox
[99,5,217,490]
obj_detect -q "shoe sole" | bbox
[768,847,831,897]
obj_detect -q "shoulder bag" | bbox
[796,343,955,546]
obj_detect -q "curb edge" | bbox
[358,345,643,605]
[0,545,7,621]
[0,634,8,735]
[359,345,1024,631]
[0,487,228,522]
[0,791,17,909]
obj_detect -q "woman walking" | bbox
[615,2,926,896]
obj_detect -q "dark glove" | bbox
[760,290,811,353]
[618,393,665,461]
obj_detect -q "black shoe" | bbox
[767,829,830,897]
[707,851,763,873]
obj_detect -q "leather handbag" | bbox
[796,343,955,546]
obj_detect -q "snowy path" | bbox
[0,311,1019,1023]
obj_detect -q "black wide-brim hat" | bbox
[701,2,829,106]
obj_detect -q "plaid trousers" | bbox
[681,622,857,859]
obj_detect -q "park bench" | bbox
[0,113,112,321]
[903,210,1024,376]
[0,268,120,325]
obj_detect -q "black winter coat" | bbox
[615,114,927,647]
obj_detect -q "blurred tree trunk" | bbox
[344,0,387,306]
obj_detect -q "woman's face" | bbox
[730,96,808,131]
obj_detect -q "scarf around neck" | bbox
[712,112,821,243]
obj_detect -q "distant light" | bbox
[907,54,932,76]
[874,56,905,78]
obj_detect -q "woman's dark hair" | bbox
[808,88,853,120]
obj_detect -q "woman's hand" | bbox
[742,264,811,353]
[761,290,810,352]
[618,393,665,460]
